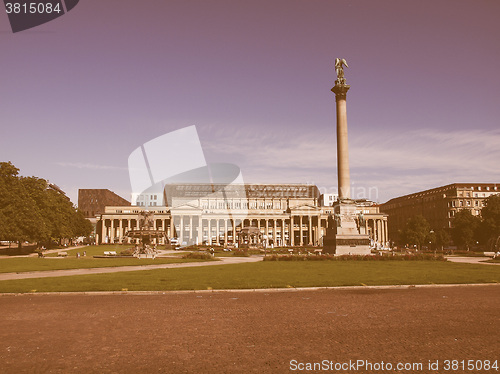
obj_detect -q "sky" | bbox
[1,0,499,205]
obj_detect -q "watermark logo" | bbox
[3,0,79,33]
[128,126,247,247]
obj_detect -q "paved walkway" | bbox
[445,256,499,265]
[0,246,83,259]
[0,256,262,281]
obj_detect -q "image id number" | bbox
[443,360,498,371]
[5,3,62,14]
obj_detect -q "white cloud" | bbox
[56,162,128,171]
[200,125,500,202]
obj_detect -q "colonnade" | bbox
[99,217,172,244]
[98,214,389,247]
[366,218,389,247]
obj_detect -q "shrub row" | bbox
[182,252,215,260]
[263,254,446,262]
[232,250,250,257]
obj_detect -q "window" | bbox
[459,200,463,207]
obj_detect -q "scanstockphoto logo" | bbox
[128,126,248,247]
[3,0,79,33]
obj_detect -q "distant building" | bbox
[381,183,500,240]
[78,189,130,220]
[319,193,338,206]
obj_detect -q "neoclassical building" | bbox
[93,184,389,248]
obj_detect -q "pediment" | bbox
[169,203,202,212]
[290,204,321,212]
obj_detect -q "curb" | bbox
[1,282,498,297]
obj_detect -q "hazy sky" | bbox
[1,0,499,205]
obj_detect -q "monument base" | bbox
[322,200,372,256]
[334,235,371,256]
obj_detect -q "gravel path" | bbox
[445,256,499,265]
[0,285,498,373]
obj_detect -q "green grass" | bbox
[0,261,498,293]
[0,256,213,273]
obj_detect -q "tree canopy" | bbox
[0,161,92,247]
[402,215,431,250]
[451,209,480,250]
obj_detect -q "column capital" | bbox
[331,83,350,101]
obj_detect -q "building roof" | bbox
[164,183,320,199]
[382,183,500,205]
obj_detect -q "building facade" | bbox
[78,189,130,220]
[96,184,389,248]
[381,183,500,240]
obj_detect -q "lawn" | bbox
[0,261,498,293]
[0,256,213,273]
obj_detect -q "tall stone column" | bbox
[331,82,351,200]
[224,219,228,246]
[198,217,203,245]
[208,219,211,245]
[281,219,285,246]
[232,219,236,245]
[299,216,303,246]
[216,219,220,245]
[273,219,278,247]
[110,219,114,244]
[189,216,193,243]
[101,219,106,245]
[180,216,184,244]
[119,219,123,243]
[307,216,312,245]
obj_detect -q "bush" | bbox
[120,249,134,256]
[182,252,214,260]
[232,250,250,257]
[263,253,446,262]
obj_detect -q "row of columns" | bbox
[99,218,173,244]
[366,218,389,246]
[98,215,388,247]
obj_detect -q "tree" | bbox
[0,162,93,248]
[478,195,500,248]
[435,229,451,252]
[71,210,93,238]
[402,215,430,250]
[451,209,480,250]
[0,162,48,247]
